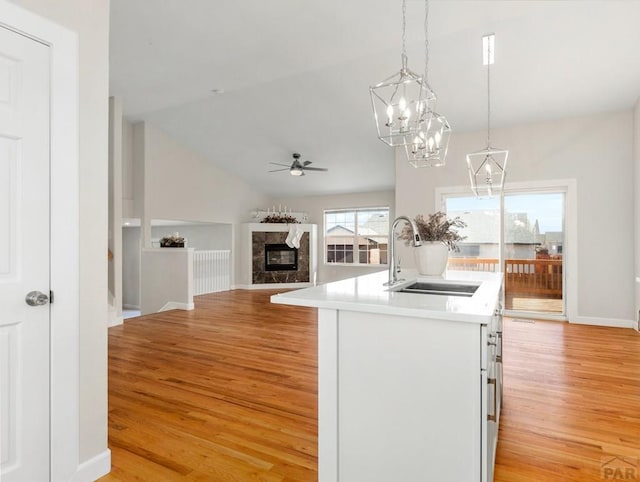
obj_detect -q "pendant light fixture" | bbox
[466,34,508,197]
[370,0,434,147]
[405,0,452,168]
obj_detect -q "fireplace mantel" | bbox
[237,223,318,289]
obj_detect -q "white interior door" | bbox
[0,26,51,482]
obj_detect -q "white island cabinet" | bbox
[271,269,503,482]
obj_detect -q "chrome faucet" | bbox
[385,216,422,286]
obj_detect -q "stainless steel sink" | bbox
[396,281,481,297]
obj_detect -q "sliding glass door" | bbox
[444,189,566,317]
[445,195,500,272]
[503,193,564,314]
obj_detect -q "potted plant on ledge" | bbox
[160,232,186,248]
[399,212,466,276]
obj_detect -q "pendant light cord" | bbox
[401,0,408,70]
[424,0,429,85]
[487,39,492,147]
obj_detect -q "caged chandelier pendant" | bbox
[405,0,452,168]
[466,33,508,198]
[369,0,435,147]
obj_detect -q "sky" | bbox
[446,193,564,233]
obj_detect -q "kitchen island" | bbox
[271,269,503,482]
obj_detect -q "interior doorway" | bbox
[442,188,566,318]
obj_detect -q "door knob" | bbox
[25,291,49,306]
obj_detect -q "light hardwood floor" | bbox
[505,293,563,314]
[496,317,640,481]
[100,290,640,481]
[101,290,318,481]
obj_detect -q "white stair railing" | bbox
[193,250,231,295]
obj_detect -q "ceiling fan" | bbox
[269,153,328,176]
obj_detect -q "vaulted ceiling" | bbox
[110,1,640,197]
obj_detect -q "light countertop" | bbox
[270,269,503,324]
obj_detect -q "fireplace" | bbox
[251,229,311,284]
[265,244,298,271]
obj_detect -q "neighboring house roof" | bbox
[449,210,563,245]
[449,210,501,244]
[360,212,389,236]
[357,226,385,237]
[327,225,355,236]
[545,231,564,244]
[326,224,387,245]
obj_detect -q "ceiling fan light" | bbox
[270,153,326,177]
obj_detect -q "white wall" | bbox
[9,0,109,467]
[634,98,640,330]
[108,96,123,325]
[134,122,270,286]
[140,249,193,314]
[122,118,135,218]
[141,122,269,224]
[273,191,395,283]
[396,110,634,323]
[122,223,232,309]
[122,226,140,308]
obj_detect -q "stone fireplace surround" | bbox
[252,231,309,284]
[238,223,318,289]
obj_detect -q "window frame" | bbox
[323,207,390,267]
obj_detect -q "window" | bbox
[324,208,389,265]
[444,195,500,263]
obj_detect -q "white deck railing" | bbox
[193,250,231,295]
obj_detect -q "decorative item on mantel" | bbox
[160,232,185,248]
[252,205,309,224]
[398,212,466,275]
[261,213,299,224]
